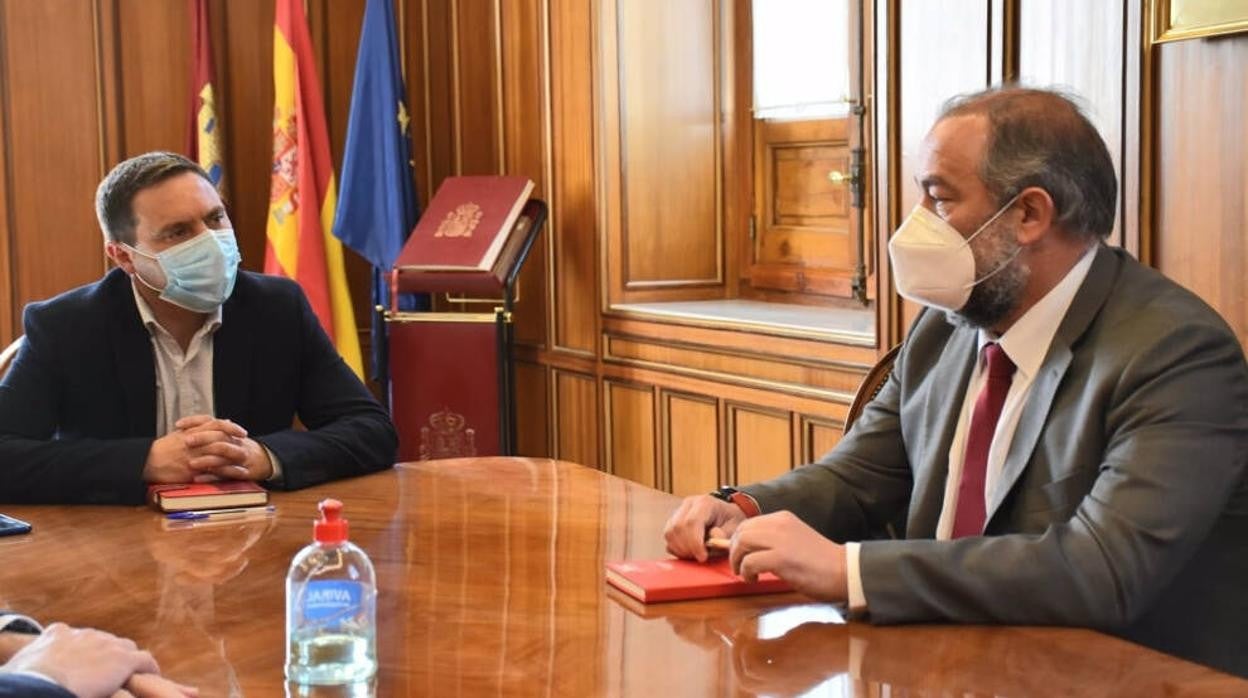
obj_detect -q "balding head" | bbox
[937,87,1117,239]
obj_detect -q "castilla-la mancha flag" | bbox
[187,0,224,193]
[265,0,364,378]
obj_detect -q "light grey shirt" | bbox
[130,283,221,437]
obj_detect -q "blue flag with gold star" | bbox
[333,0,418,270]
[332,0,424,390]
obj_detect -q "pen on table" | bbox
[166,505,277,521]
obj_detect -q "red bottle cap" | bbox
[314,499,349,544]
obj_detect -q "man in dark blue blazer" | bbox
[0,151,397,505]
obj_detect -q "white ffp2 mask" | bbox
[887,197,1019,312]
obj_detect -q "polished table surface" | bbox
[2,458,1245,696]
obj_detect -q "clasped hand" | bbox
[4,623,198,698]
[663,495,849,602]
[142,415,272,484]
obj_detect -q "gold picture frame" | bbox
[1151,0,1248,44]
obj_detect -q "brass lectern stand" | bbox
[386,199,546,461]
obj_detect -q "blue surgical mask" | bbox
[127,229,241,313]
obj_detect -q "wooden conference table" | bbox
[1,458,1244,696]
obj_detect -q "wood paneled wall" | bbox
[3,1,1247,497]
[1154,35,1248,339]
[0,0,113,344]
[0,0,376,351]
[1019,0,1123,233]
[604,0,724,300]
[893,0,993,335]
[886,0,1149,338]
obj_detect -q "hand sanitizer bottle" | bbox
[286,499,378,685]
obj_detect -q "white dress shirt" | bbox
[846,245,1097,612]
[131,283,282,480]
[131,284,221,437]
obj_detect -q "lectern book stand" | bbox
[387,176,546,461]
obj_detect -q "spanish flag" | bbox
[265,0,363,378]
[188,0,224,193]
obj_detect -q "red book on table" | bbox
[395,175,534,272]
[605,557,791,603]
[147,481,268,512]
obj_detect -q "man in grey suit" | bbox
[665,87,1248,677]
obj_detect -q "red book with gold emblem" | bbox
[396,175,535,272]
[387,180,545,461]
[147,481,269,513]
[605,557,791,603]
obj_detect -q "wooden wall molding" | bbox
[602,347,855,406]
[615,0,723,290]
[876,0,904,352]
[601,361,847,420]
[604,315,878,360]
[500,0,552,351]
[514,343,596,374]
[798,414,845,464]
[607,307,876,347]
[92,0,116,178]
[602,378,658,487]
[724,401,792,485]
[598,0,728,305]
[659,389,720,496]
[514,359,550,458]
[550,0,598,355]
[1132,0,1155,264]
[0,0,11,343]
[603,329,874,373]
[552,368,600,468]
[1153,36,1248,345]
[602,333,869,401]
[0,0,113,347]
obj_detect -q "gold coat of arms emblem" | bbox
[420,408,477,460]
[434,203,483,238]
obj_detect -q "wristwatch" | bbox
[0,614,42,635]
[709,486,760,517]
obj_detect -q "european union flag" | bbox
[333,0,425,395]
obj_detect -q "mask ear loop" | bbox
[960,192,1023,248]
[122,244,166,293]
[957,192,1025,289]
[960,246,1022,290]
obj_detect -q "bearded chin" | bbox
[946,243,1029,330]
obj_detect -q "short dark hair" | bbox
[95,151,214,244]
[938,87,1117,239]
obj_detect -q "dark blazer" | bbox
[0,674,73,698]
[0,268,397,505]
[743,245,1248,677]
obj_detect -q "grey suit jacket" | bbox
[742,245,1248,677]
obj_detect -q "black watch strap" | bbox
[0,613,42,635]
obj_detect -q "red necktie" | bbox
[952,342,1016,538]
